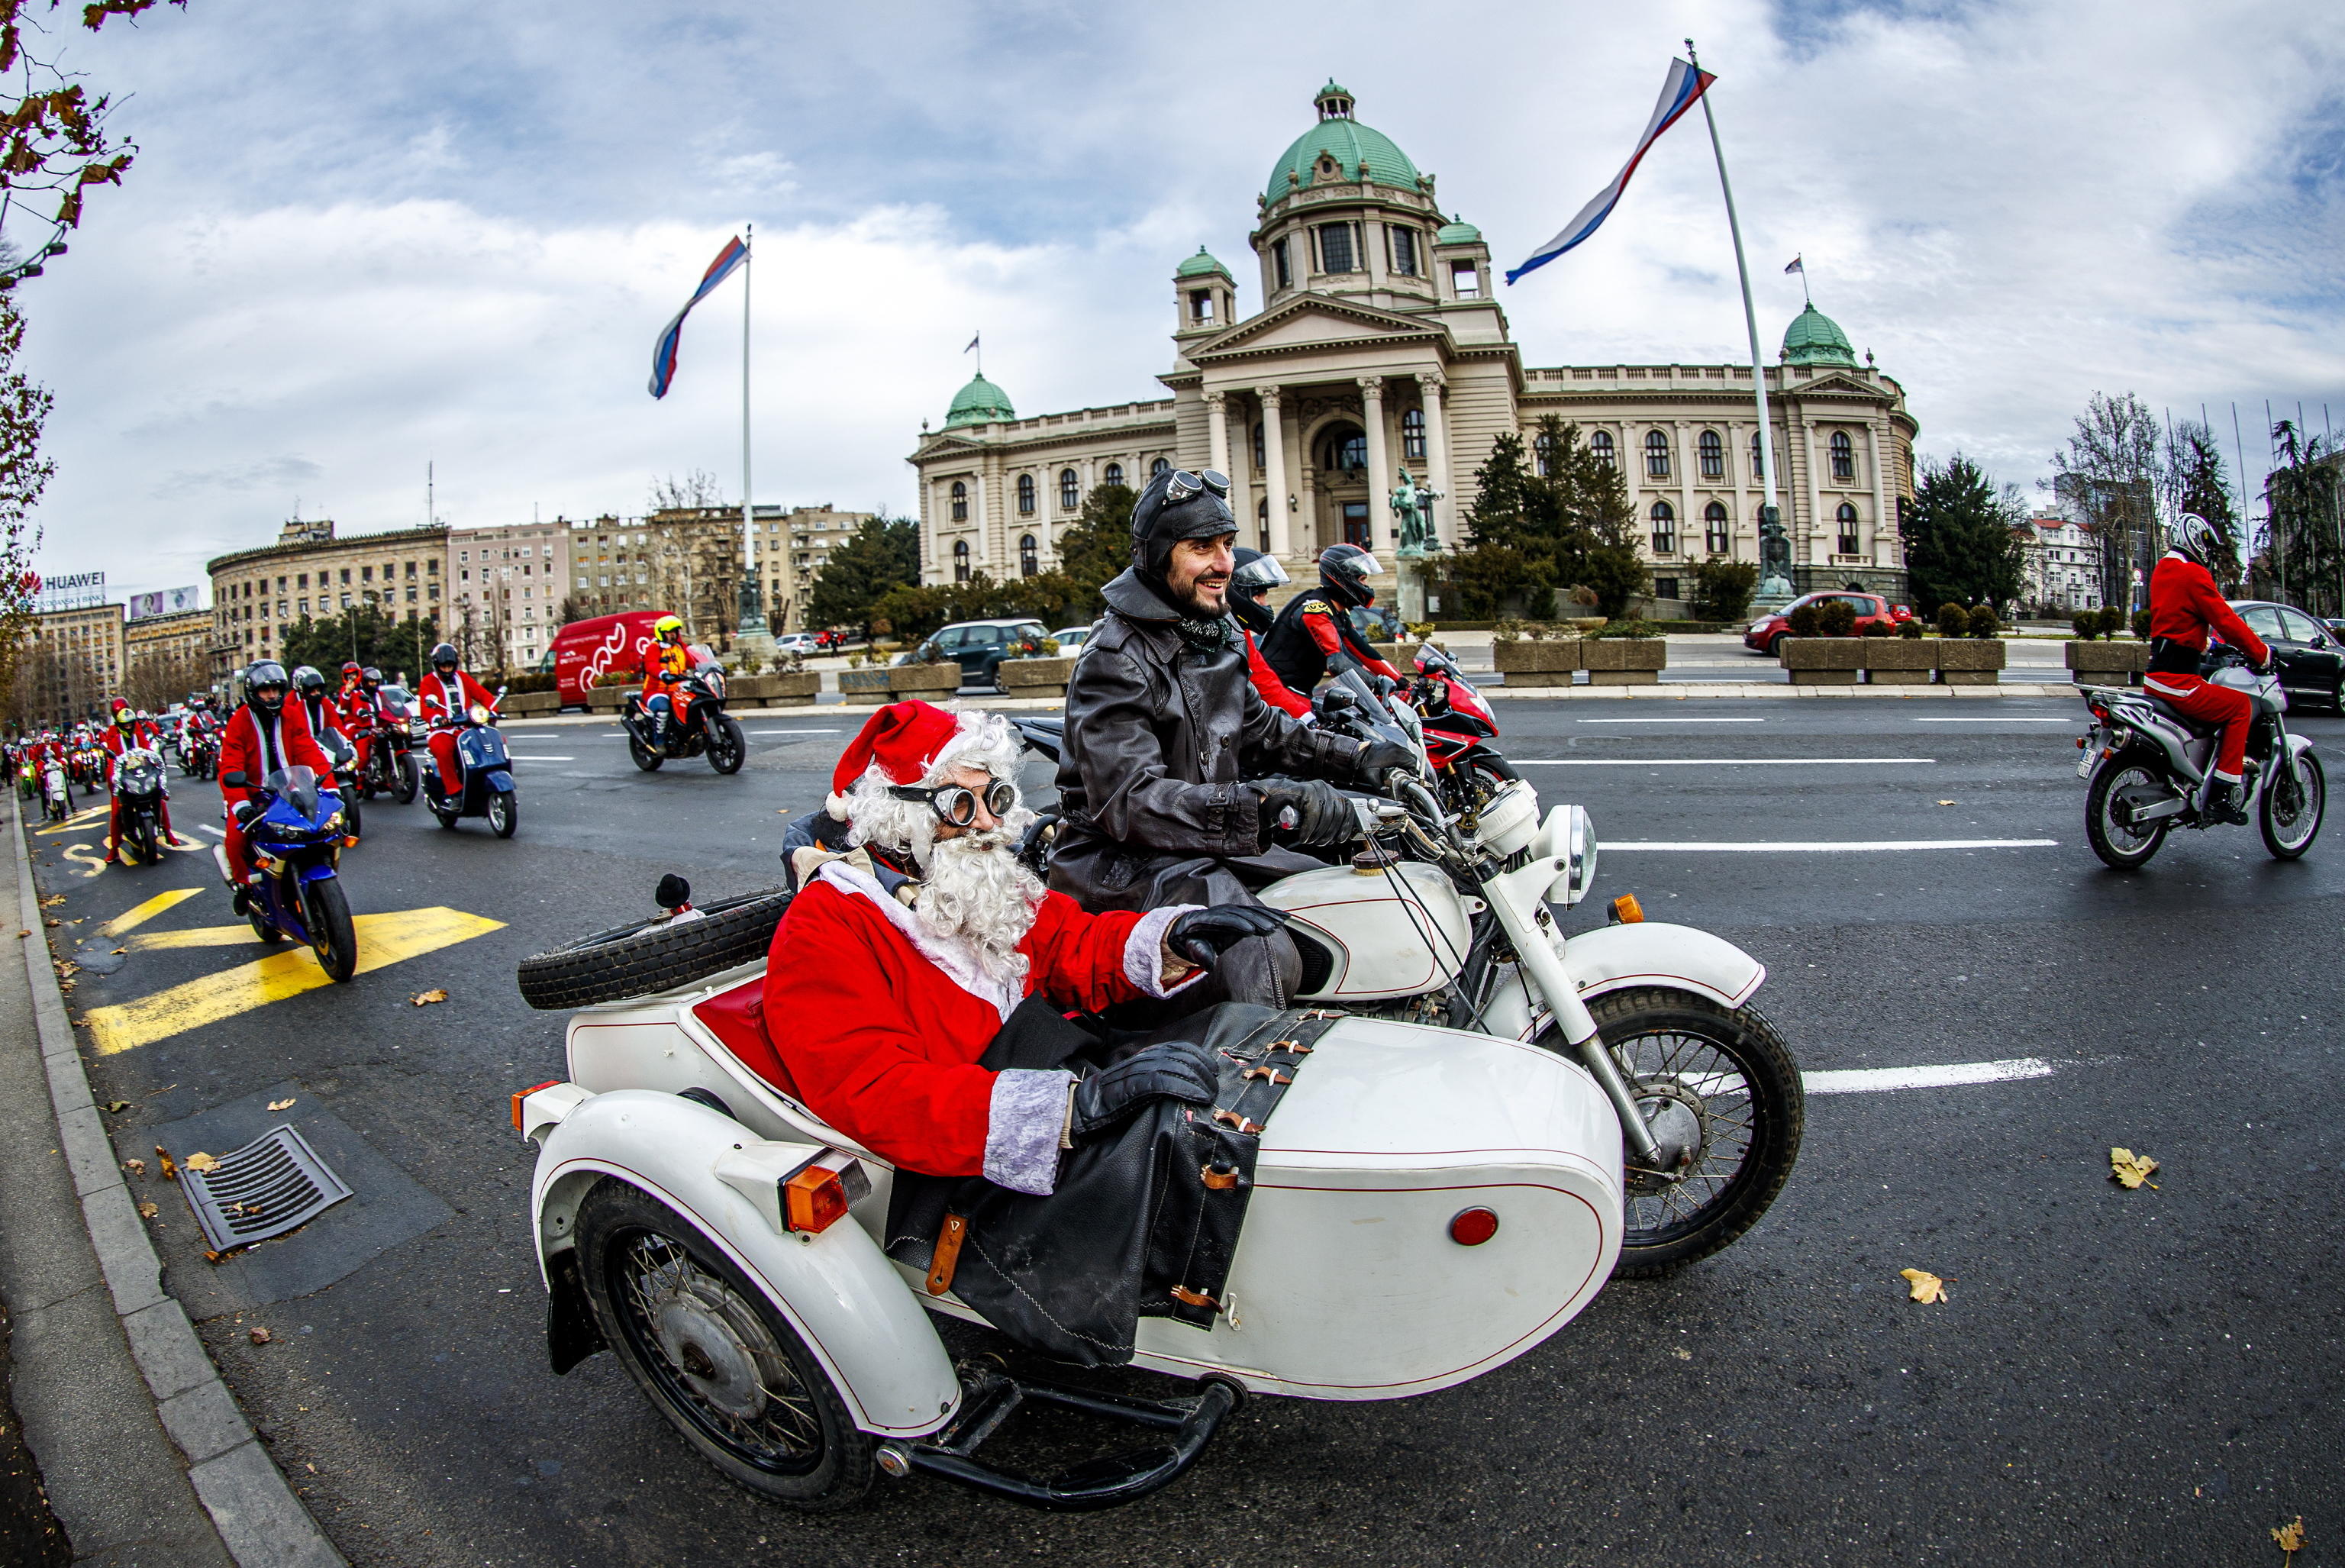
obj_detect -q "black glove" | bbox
[1167,904,1287,968]
[232,799,259,825]
[1253,776,1356,849]
[1354,739,1417,786]
[1070,1041,1220,1137]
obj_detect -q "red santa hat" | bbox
[826,701,961,818]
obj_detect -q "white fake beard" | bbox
[915,821,1043,989]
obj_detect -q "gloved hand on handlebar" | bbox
[1166,904,1288,969]
[1353,739,1416,786]
[1070,1041,1220,1138]
[1253,776,1356,850]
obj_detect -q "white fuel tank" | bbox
[1256,860,1472,1002]
[1131,1016,1622,1400]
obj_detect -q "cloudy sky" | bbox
[15,0,2345,597]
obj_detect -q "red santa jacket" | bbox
[418,669,498,724]
[218,702,332,802]
[762,860,1194,1186]
[2148,551,2267,664]
[102,720,160,782]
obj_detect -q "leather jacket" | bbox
[1049,569,1363,913]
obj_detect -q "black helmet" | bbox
[247,660,289,713]
[1129,466,1236,580]
[1230,547,1289,599]
[2172,512,2221,569]
[1318,544,1381,608]
[292,664,326,696]
[429,641,459,672]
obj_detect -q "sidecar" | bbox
[517,961,1621,1511]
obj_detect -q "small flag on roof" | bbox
[648,235,749,399]
[1506,58,1715,286]
[1784,254,1804,274]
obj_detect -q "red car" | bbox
[1743,592,1914,657]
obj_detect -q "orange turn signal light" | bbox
[782,1153,873,1234]
[1610,894,1645,924]
[511,1080,561,1133]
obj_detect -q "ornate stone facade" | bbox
[909,82,1920,608]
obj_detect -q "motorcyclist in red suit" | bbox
[100,698,181,862]
[2143,512,2270,824]
[417,641,498,800]
[216,661,335,895]
[1256,543,1405,699]
[1227,547,1316,721]
[334,660,377,779]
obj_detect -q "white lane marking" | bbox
[753,728,842,735]
[1910,717,2073,723]
[1805,1057,2055,1095]
[1608,838,2056,851]
[196,824,225,838]
[503,754,575,760]
[1517,757,1934,766]
[1574,718,1767,724]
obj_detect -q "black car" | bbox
[897,618,1049,692]
[2230,600,2345,710]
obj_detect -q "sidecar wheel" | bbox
[1574,986,1804,1279]
[576,1182,873,1512]
[515,887,791,1009]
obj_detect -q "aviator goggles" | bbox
[888,777,1017,827]
[1163,469,1230,505]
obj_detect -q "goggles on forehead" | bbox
[888,776,1017,827]
[1164,469,1230,505]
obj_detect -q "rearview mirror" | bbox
[221,770,247,788]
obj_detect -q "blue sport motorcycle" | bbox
[425,692,518,837]
[221,764,359,982]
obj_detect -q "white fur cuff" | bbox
[985,1069,1074,1195]
[1124,905,1204,998]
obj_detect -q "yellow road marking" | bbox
[99,887,205,937]
[124,923,250,951]
[36,805,110,835]
[83,906,506,1057]
[59,844,107,879]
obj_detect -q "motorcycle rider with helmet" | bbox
[1227,547,1315,721]
[640,614,692,748]
[418,642,499,802]
[216,661,336,902]
[1256,542,1406,700]
[333,660,376,781]
[100,698,180,863]
[2144,511,2271,824]
[1051,467,1416,1009]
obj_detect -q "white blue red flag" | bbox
[647,235,748,398]
[1506,59,1714,286]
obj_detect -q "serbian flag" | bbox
[1506,59,1714,285]
[647,235,748,398]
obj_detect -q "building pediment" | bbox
[1188,295,1449,364]
[1789,373,1889,399]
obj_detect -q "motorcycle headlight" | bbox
[469,703,492,724]
[1543,805,1598,908]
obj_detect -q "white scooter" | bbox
[40,757,69,824]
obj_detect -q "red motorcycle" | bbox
[1405,643,1517,801]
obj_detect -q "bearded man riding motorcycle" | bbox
[1050,467,1414,1009]
[1256,542,1406,698]
[2145,512,2271,824]
[640,614,693,747]
[418,641,498,802]
[216,661,336,901]
[99,697,182,863]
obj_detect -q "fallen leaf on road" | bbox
[44,918,59,928]
[137,1202,158,1218]
[104,1100,130,1113]
[411,989,448,1006]
[40,895,63,908]
[1937,799,1956,806]
[155,1147,178,1182]
[124,1158,144,1175]
[1901,1268,1947,1304]
[2110,1147,2160,1189]
[111,947,125,955]
[182,1151,219,1174]
[266,1098,295,1111]
[2274,1517,2305,1557]
[15,930,27,939]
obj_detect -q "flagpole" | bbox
[1685,40,1782,563]
[740,223,762,639]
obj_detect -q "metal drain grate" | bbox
[179,1124,354,1254]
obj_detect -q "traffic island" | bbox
[1937,639,2007,686]
[1780,638,1863,684]
[1862,638,1937,684]
[2065,640,2148,687]
[1491,638,1582,687]
[998,656,1076,701]
[1582,638,1666,685]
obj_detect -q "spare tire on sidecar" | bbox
[517,886,791,1010]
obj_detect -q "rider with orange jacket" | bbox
[417,642,498,799]
[2143,512,2271,824]
[640,615,693,746]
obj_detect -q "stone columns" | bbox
[1415,371,1453,547]
[1801,418,1822,565]
[976,462,995,569]
[1256,386,1290,560]
[1866,421,1889,567]
[1360,376,1391,547]
[1204,390,1230,478]
[1673,418,1692,560]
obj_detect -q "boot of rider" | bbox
[2205,772,2249,825]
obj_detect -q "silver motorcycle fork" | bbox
[1479,873,1665,1168]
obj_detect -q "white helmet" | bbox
[2172,512,2221,568]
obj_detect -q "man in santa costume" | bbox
[768,699,1281,1194]
[99,697,185,862]
[2144,511,2270,823]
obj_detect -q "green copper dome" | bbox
[943,372,1014,428]
[1434,214,1482,245]
[1266,81,1423,202]
[1175,246,1231,280]
[1780,303,1856,367]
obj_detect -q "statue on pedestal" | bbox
[1390,468,1442,559]
[1756,504,1795,604]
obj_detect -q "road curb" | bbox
[8,802,347,1568]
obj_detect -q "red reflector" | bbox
[785,1166,852,1234]
[511,1080,561,1133]
[1449,1207,1499,1246]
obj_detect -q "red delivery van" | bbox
[553,611,669,708]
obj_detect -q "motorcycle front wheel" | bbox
[488,789,518,838]
[576,1181,873,1511]
[131,815,157,866]
[1573,986,1804,1278]
[2085,759,2170,869]
[706,715,746,776]
[2260,748,2325,860]
[301,876,357,981]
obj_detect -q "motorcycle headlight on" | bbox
[468,703,492,724]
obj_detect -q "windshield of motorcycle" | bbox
[1335,666,1424,760]
[261,765,323,824]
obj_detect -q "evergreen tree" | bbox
[2259,421,2345,615]
[1053,482,1137,605]
[805,515,921,639]
[2162,421,2245,592]
[1450,417,1643,617]
[279,606,442,682]
[1901,453,2026,612]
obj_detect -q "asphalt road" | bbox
[24,695,2345,1567]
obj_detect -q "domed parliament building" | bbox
[909,82,1918,609]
